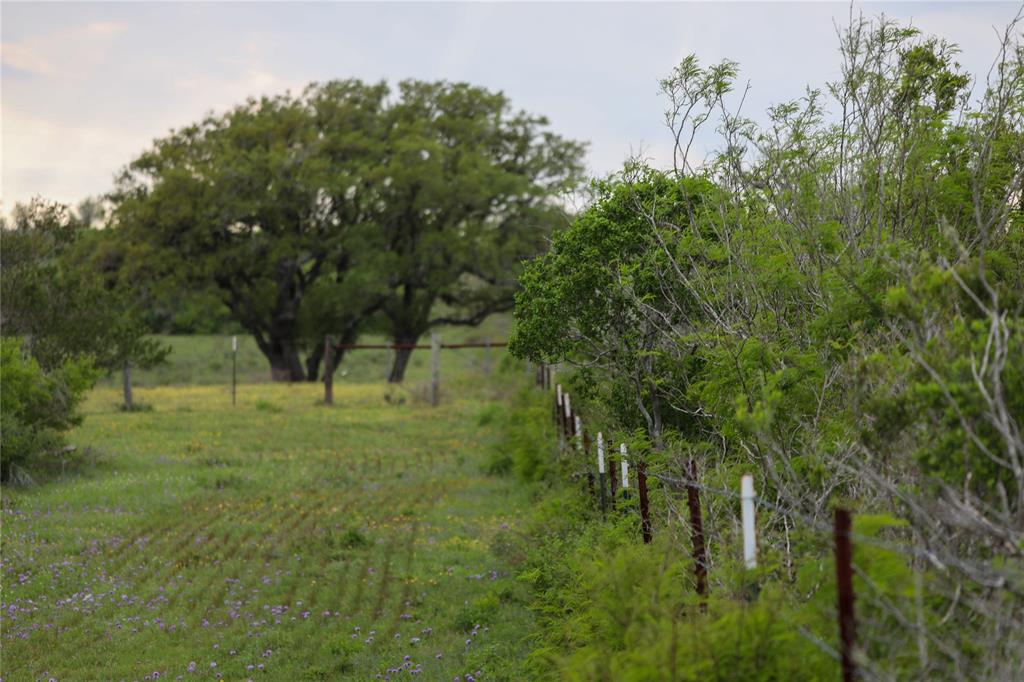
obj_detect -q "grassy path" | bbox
[1,379,532,681]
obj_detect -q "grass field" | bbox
[2,344,537,681]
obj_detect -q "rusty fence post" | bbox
[324,335,334,406]
[686,459,707,611]
[834,508,857,682]
[608,440,618,505]
[638,460,652,544]
[580,421,595,499]
[596,432,608,517]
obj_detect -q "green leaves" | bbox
[114,79,584,381]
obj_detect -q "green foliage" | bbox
[0,338,99,482]
[510,14,1024,678]
[1,199,169,374]
[113,79,584,382]
[484,387,558,482]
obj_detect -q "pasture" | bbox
[1,339,533,681]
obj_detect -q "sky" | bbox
[1,1,1020,214]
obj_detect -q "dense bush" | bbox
[484,388,557,481]
[0,338,98,483]
[509,14,1023,680]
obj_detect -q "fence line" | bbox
[322,335,508,406]
[534,362,860,679]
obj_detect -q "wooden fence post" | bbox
[686,459,707,611]
[324,335,334,406]
[430,333,440,406]
[231,335,237,406]
[122,361,133,410]
[834,508,857,682]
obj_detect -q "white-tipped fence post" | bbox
[563,393,572,446]
[555,385,564,449]
[620,443,630,500]
[741,475,757,569]
[597,432,607,516]
[741,474,759,600]
[574,415,582,451]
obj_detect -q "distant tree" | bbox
[0,199,167,477]
[373,81,586,382]
[1,199,167,382]
[113,79,585,382]
[113,83,391,382]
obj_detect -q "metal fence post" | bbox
[835,508,857,682]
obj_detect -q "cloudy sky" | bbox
[1,1,1019,213]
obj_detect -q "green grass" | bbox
[2,343,537,680]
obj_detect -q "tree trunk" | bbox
[306,325,360,381]
[122,361,133,410]
[305,343,324,381]
[266,345,305,382]
[388,340,418,383]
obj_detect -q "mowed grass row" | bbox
[2,364,534,680]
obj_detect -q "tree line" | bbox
[3,79,585,381]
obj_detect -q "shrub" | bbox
[484,388,556,481]
[1,337,98,482]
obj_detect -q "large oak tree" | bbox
[113,79,584,382]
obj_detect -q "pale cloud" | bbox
[1,2,1020,215]
[1,19,126,77]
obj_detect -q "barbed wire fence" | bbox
[531,362,1024,682]
[322,334,508,407]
